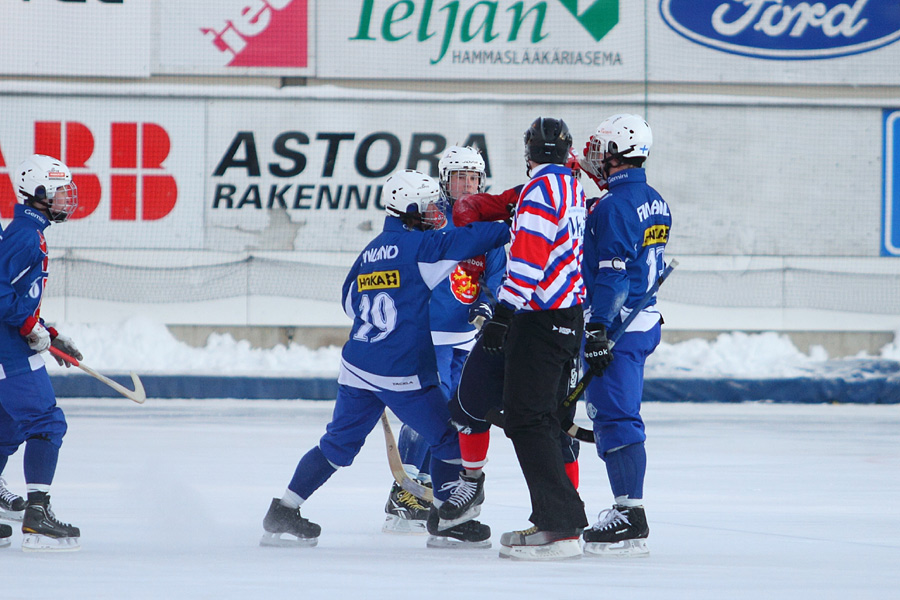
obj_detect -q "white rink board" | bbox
[0,1,150,77]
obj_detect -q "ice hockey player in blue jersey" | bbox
[0,154,83,552]
[382,147,507,534]
[578,114,672,557]
[261,169,510,549]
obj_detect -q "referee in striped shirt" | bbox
[480,117,589,556]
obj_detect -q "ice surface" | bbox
[1,399,898,599]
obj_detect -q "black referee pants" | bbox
[502,305,587,531]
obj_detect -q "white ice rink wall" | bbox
[3,1,900,337]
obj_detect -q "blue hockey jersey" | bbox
[583,168,671,331]
[429,217,506,351]
[0,205,52,379]
[338,216,509,392]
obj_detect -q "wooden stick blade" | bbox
[380,411,433,503]
[47,346,146,404]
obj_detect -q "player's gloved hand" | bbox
[566,147,582,180]
[468,300,493,330]
[480,303,514,355]
[47,327,83,367]
[584,322,613,376]
[453,186,522,227]
[19,316,51,353]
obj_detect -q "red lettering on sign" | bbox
[111,122,177,221]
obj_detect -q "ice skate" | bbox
[498,525,582,561]
[425,507,491,549]
[0,523,11,548]
[436,471,485,525]
[260,498,320,547]
[583,505,649,557]
[0,477,26,522]
[382,481,431,534]
[21,494,81,552]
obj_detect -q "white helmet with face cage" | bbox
[383,169,446,230]
[438,146,486,202]
[585,114,652,184]
[15,154,78,222]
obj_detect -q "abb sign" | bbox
[0,122,177,221]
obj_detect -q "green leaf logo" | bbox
[556,0,619,42]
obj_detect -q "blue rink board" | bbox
[49,359,900,404]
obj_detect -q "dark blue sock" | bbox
[398,424,431,475]
[0,454,8,476]
[24,437,59,485]
[288,446,338,501]
[429,458,462,503]
[604,442,646,501]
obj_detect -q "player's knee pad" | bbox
[592,419,646,457]
[448,396,490,435]
[318,433,364,467]
[21,411,67,447]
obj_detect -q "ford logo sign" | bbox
[660,0,900,60]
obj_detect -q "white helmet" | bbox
[438,146,486,201]
[383,169,446,230]
[586,114,652,181]
[15,154,78,222]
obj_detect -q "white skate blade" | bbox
[583,538,649,557]
[0,507,24,522]
[426,535,491,549]
[259,531,318,548]
[499,538,582,561]
[382,515,427,535]
[437,504,481,530]
[22,533,81,552]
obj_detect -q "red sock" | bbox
[564,460,579,490]
[459,430,490,471]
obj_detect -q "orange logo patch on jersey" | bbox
[450,264,480,304]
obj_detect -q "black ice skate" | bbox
[583,505,649,557]
[0,477,26,522]
[0,523,11,548]
[425,507,491,549]
[436,471,484,525]
[21,493,81,552]
[260,498,321,547]
[498,525,583,561]
[382,481,431,534]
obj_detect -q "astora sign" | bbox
[660,0,900,59]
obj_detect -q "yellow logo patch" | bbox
[643,225,669,247]
[358,270,400,290]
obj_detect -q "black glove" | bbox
[584,323,613,376]
[468,300,493,330]
[480,303,515,355]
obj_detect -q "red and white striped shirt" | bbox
[497,163,586,312]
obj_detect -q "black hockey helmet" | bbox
[524,117,573,165]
